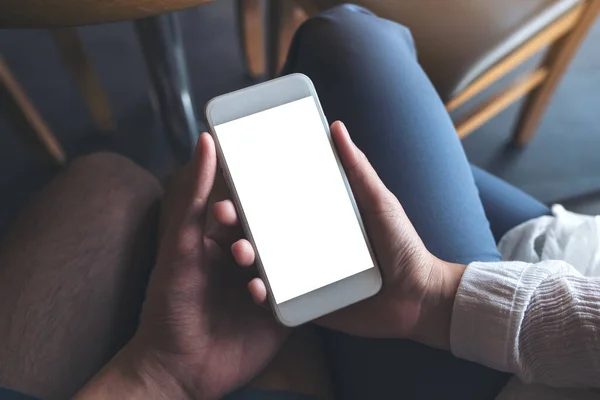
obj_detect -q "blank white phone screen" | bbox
[214,96,374,304]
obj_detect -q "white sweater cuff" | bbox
[450,261,554,372]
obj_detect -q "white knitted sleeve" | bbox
[450,260,600,388]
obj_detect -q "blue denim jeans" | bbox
[279,4,549,400]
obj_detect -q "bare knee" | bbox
[19,152,164,239]
[0,153,162,400]
[64,152,162,209]
[67,152,161,193]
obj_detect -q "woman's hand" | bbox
[75,133,287,400]
[216,122,465,349]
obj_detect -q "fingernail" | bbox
[339,121,347,132]
[194,133,210,162]
[339,122,353,143]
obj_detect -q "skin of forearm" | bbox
[73,341,190,400]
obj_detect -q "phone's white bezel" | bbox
[205,73,382,327]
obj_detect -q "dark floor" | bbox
[1,0,599,234]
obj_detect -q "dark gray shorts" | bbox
[0,387,317,400]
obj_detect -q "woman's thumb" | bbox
[331,121,396,214]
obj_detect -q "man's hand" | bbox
[75,133,287,400]
[216,121,465,350]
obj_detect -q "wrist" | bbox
[74,338,192,400]
[122,338,194,400]
[410,257,465,350]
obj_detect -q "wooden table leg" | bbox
[0,56,66,165]
[134,13,198,163]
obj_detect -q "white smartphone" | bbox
[205,73,382,327]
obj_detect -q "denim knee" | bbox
[291,3,417,60]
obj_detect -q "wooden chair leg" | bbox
[237,0,306,79]
[512,0,600,146]
[237,0,265,78]
[0,57,66,165]
[277,3,309,71]
[455,69,549,138]
[51,28,116,133]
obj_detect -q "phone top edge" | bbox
[205,74,315,127]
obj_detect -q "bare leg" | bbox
[0,153,162,400]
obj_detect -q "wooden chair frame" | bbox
[51,28,116,134]
[449,0,600,145]
[0,56,66,165]
[1,29,115,165]
[243,0,600,145]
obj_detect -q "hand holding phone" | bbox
[207,75,462,346]
[215,120,464,348]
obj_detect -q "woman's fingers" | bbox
[213,199,239,226]
[205,198,242,246]
[211,199,243,243]
[222,218,264,305]
[230,237,266,306]
[175,133,218,252]
[232,239,255,267]
[248,278,268,305]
